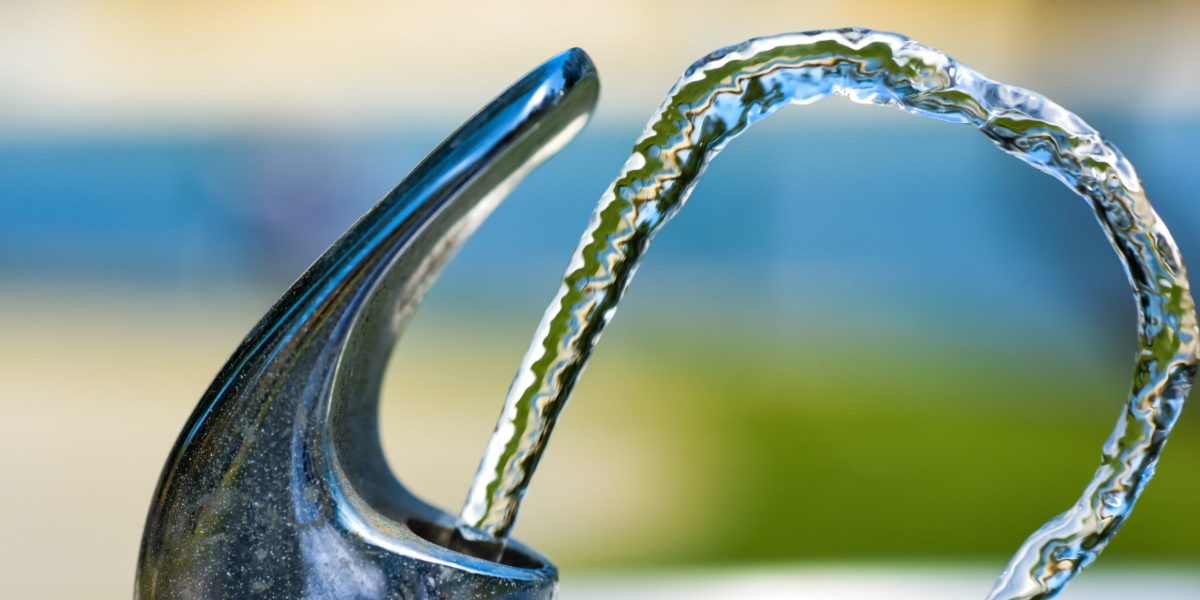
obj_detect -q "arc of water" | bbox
[461,28,1199,599]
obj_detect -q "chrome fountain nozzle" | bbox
[135,48,599,599]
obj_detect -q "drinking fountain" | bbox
[136,48,597,599]
[137,29,1198,599]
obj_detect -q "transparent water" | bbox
[460,28,1199,599]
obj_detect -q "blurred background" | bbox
[2,1,1199,598]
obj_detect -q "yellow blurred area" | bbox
[0,287,703,597]
[1,0,1197,130]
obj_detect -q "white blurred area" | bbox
[0,0,1197,131]
[568,568,1200,599]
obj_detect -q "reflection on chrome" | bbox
[136,49,598,598]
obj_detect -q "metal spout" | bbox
[136,48,599,599]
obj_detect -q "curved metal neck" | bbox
[137,48,598,599]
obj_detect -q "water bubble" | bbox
[1102,491,1123,508]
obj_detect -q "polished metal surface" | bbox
[136,48,599,599]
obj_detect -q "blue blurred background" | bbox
[2,1,1198,597]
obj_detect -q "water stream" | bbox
[459,28,1198,599]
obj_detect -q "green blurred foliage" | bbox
[548,318,1200,568]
